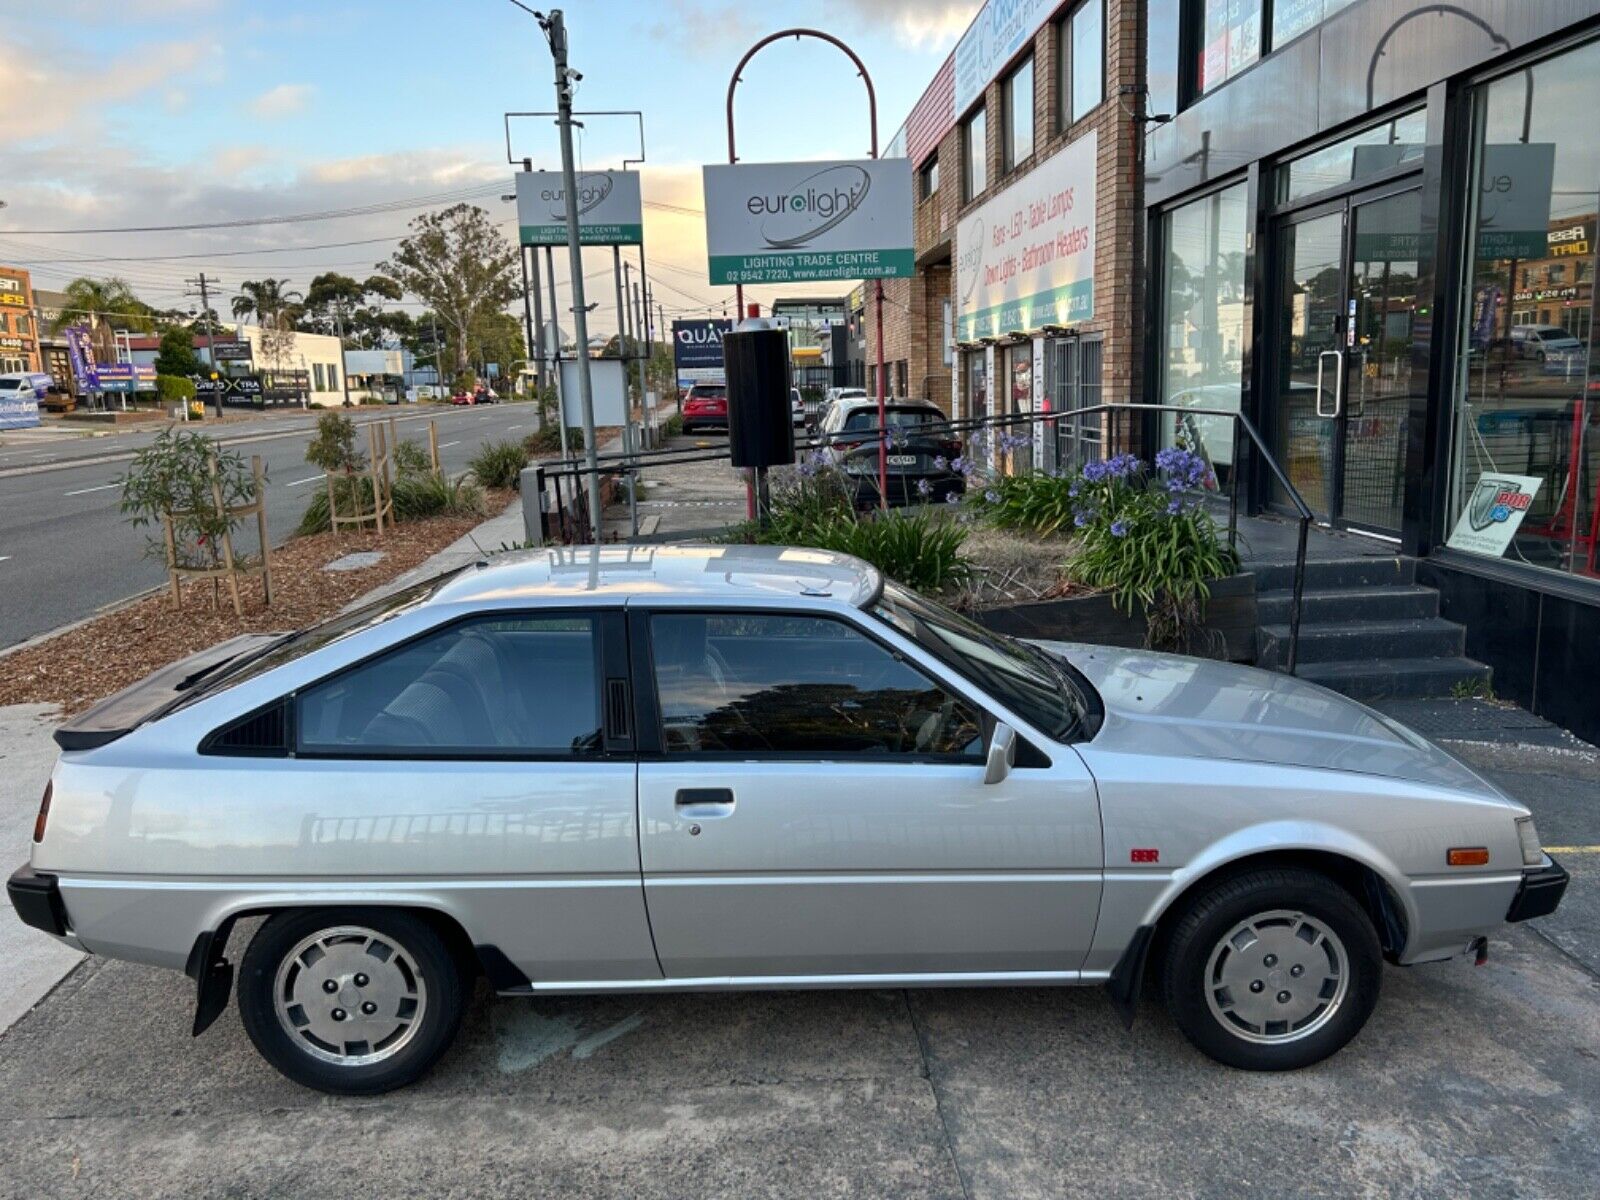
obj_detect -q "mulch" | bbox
[0,492,514,716]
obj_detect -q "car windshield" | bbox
[692,385,726,398]
[843,408,940,433]
[870,582,1083,740]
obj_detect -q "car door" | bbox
[287,607,660,983]
[632,606,1103,981]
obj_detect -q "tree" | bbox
[154,326,204,377]
[379,204,519,374]
[48,277,155,334]
[231,278,301,326]
[302,272,366,342]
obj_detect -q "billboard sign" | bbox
[64,325,96,389]
[672,318,732,386]
[515,170,643,246]
[211,340,253,362]
[955,131,1097,342]
[92,363,157,393]
[702,159,914,284]
[953,0,1057,116]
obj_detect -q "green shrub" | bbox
[980,471,1077,536]
[1067,449,1238,650]
[118,429,256,569]
[297,471,485,534]
[392,439,433,477]
[468,438,530,489]
[661,412,684,438]
[724,456,971,593]
[305,411,365,473]
[155,374,197,405]
[804,508,972,593]
[523,425,585,456]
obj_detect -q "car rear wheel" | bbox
[1161,867,1381,1070]
[238,908,466,1094]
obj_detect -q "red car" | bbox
[680,382,728,433]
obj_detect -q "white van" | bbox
[0,372,54,399]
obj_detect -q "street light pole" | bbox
[539,8,603,543]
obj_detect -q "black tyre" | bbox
[238,908,466,1095]
[1161,867,1381,1071]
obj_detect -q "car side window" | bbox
[297,614,601,756]
[649,612,983,758]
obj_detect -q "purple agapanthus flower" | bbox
[916,478,933,498]
[984,488,1000,503]
[1110,519,1130,537]
[945,492,960,505]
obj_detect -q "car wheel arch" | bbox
[1107,844,1409,1028]
[185,899,525,1037]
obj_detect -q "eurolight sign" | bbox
[702,159,914,285]
[955,131,1097,341]
[515,170,643,246]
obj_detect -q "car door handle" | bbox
[674,788,736,819]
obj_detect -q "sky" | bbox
[0,0,976,337]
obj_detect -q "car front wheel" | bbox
[1161,867,1381,1070]
[238,908,466,1094]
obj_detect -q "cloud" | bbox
[831,0,977,49]
[247,83,314,119]
[651,0,976,53]
[3,36,212,140]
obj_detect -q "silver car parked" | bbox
[9,546,1568,1093]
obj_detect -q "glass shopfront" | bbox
[1159,182,1249,485]
[1448,38,1600,582]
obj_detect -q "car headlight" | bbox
[1516,816,1544,867]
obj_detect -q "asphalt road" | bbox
[0,734,1593,1198]
[0,404,542,649]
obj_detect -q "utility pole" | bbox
[332,306,353,408]
[185,272,223,416]
[429,313,444,394]
[519,157,546,395]
[536,8,603,543]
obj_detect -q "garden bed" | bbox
[0,492,514,715]
[975,572,1258,661]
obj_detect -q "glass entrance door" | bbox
[1268,187,1420,534]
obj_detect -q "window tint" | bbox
[842,407,940,434]
[650,613,983,758]
[298,615,601,756]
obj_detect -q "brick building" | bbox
[865,0,1145,472]
[0,266,41,374]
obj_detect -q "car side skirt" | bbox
[494,970,1109,996]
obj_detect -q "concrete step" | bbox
[1256,584,1439,625]
[1250,556,1415,592]
[1287,657,1492,702]
[1257,617,1465,669]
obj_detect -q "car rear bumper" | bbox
[8,864,68,937]
[1506,856,1569,922]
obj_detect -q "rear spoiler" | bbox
[54,633,287,752]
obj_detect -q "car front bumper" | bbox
[1506,856,1569,922]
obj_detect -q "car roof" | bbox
[838,397,941,414]
[429,543,882,607]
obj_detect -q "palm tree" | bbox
[48,277,154,333]
[230,278,302,326]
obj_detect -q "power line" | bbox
[0,182,506,235]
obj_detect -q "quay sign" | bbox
[672,318,733,386]
[515,170,643,246]
[702,159,914,285]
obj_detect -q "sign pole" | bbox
[725,28,886,505]
[545,244,570,455]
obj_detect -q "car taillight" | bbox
[33,781,51,843]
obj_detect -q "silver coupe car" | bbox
[8,545,1568,1094]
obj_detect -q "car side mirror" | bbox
[984,721,1016,785]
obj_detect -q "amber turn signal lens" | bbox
[1447,846,1489,867]
[33,781,52,843]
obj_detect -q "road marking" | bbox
[0,556,10,563]
[439,440,460,448]
[508,424,522,430]
[1545,845,1600,855]
[285,475,323,488]
[63,482,120,497]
